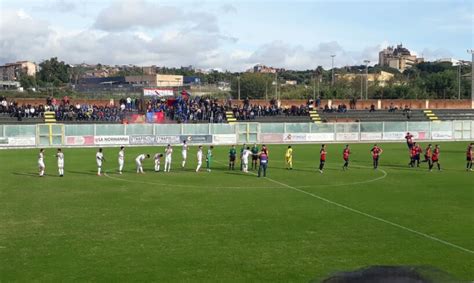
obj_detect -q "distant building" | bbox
[378,44,423,72]
[0,61,37,81]
[247,64,284,74]
[284,80,297,86]
[183,76,201,85]
[125,74,183,87]
[142,65,157,75]
[435,58,462,66]
[336,71,395,87]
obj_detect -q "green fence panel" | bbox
[0,125,3,137]
[95,124,125,136]
[384,122,406,132]
[360,122,383,132]
[407,122,430,132]
[260,123,285,133]
[335,123,358,133]
[4,125,36,137]
[126,124,153,135]
[155,124,181,135]
[431,121,452,131]
[65,124,94,136]
[182,124,209,135]
[212,124,235,134]
[286,123,310,133]
[311,123,335,133]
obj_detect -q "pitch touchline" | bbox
[213,160,473,255]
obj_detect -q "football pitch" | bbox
[0,142,473,281]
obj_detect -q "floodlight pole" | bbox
[331,55,336,86]
[364,60,370,100]
[458,64,461,100]
[237,75,241,101]
[469,49,474,108]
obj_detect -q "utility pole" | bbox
[312,75,316,100]
[458,64,461,99]
[469,50,474,108]
[237,75,241,100]
[265,82,268,101]
[360,71,363,100]
[331,55,336,86]
[364,60,370,100]
[274,72,278,99]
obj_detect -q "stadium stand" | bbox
[431,109,474,120]
[318,109,429,122]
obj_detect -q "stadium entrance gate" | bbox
[37,124,64,146]
[237,123,259,143]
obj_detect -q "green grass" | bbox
[0,142,473,282]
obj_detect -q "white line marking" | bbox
[214,160,473,255]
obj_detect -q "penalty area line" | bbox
[265,176,474,255]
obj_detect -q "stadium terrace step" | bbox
[309,109,322,123]
[225,111,236,124]
[430,109,474,121]
[44,111,57,124]
[318,109,428,122]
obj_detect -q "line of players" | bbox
[37,138,473,177]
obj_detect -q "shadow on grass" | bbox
[12,172,59,178]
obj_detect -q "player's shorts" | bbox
[407,143,413,149]
[165,157,172,163]
[197,159,202,166]
[57,161,64,168]
[415,155,420,160]
[431,158,438,162]
[118,160,124,166]
[229,155,236,162]
[38,161,45,168]
[136,160,142,167]
[182,151,187,159]
[242,159,248,165]
[343,157,349,161]
[252,154,258,161]
[97,161,102,167]
[373,156,379,161]
[466,157,472,161]
[155,160,160,165]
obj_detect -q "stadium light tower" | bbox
[468,49,474,108]
[237,75,241,101]
[364,60,370,100]
[331,55,336,86]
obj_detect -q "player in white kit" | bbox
[181,140,188,168]
[242,146,251,173]
[96,148,105,176]
[135,154,150,174]
[164,144,173,172]
[56,148,64,177]
[154,153,163,172]
[118,146,125,174]
[196,145,203,172]
[38,149,45,177]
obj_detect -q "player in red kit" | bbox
[415,143,422,167]
[319,144,327,173]
[370,144,383,169]
[409,142,420,167]
[405,132,414,150]
[466,143,473,171]
[429,145,441,171]
[342,144,350,170]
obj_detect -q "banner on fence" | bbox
[7,137,36,146]
[155,135,180,144]
[213,134,236,144]
[260,133,283,143]
[431,131,453,140]
[130,135,156,145]
[283,133,307,142]
[180,135,212,144]
[94,135,130,145]
[306,133,334,142]
[66,136,94,146]
[143,88,174,97]
[383,132,405,140]
[360,132,382,141]
[336,133,359,141]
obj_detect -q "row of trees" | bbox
[17,57,472,100]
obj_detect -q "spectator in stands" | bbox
[370,104,376,112]
[389,103,396,112]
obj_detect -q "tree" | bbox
[19,74,37,89]
[230,73,274,99]
[38,57,71,86]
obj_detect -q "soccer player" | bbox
[96,148,105,176]
[196,145,203,172]
[56,148,64,177]
[467,143,473,171]
[319,144,327,173]
[118,146,125,174]
[181,140,188,169]
[415,143,422,167]
[342,144,350,170]
[258,149,269,177]
[423,144,433,168]
[135,154,150,174]
[228,145,237,170]
[206,145,213,172]
[242,146,251,173]
[409,142,418,167]
[405,132,414,149]
[240,143,247,171]
[164,144,173,172]
[429,145,441,171]
[251,143,259,170]
[285,145,293,170]
[154,153,163,172]
[370,144,383,169]
[38,148,45,177]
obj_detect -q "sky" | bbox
[0,0,472,71]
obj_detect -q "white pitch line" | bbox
[214,160,473,255]
[265,176,474,255]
